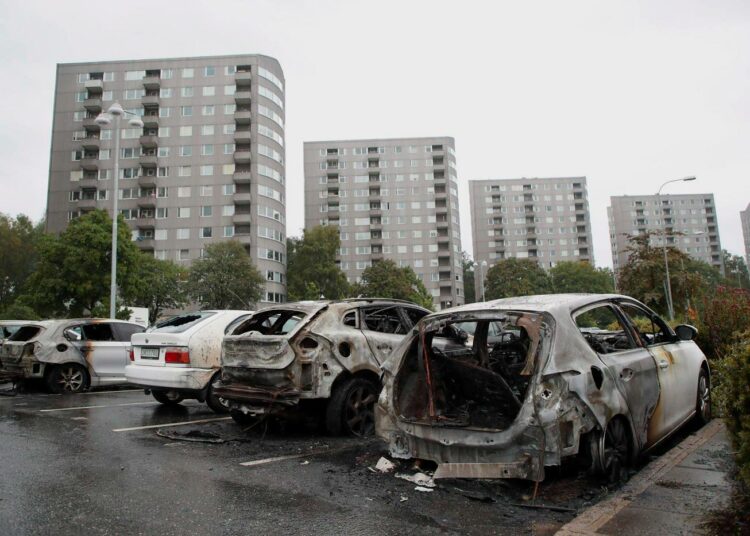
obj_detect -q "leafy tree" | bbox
[353,259,433,309]
[186,241,264,309]
[0,303,40,321]
[484,258,553,300]
[461,252,476,304]
[128,255,188,324]
[0,213,44,311]
[723,250,750,289]
[286,226,349,301]
[21,210,142,317]
[550,261,615,294]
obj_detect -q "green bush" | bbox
[695,286,750,359]
[714,331,750,488]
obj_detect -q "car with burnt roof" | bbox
[125,310,253,412]
[214,299,443,435]
[0,319,145,393]
[376,294,711,482]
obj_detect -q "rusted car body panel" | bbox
[0,319,143,387]
[216,299,429,417]
[376,294,709,481]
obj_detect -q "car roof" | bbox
[440,294,630,317]
[256,298,426,314]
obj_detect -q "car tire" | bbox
[152,390,184,405]
[205,376,230,414]
[599,417,631,485]
[46,364,88,394]
[695,368,711,426]
[325,377,380,437]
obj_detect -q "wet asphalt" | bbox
[0,386,685,536]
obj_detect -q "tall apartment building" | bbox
[469,177,594,268]
[741,202,750,267]
[46,54,287,303]
[608,194,722,272]
[303,137,463,309]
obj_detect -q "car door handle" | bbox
[620,368,634,381]
[377,345,392,351]
[658,360,669,369]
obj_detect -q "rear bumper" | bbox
[213,380,300,414]
[125,364,215,391]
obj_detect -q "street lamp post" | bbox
[95,103,144,319]
[480,260,488,302]
[656,176,696,321]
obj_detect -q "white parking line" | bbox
[112,416,232,432]
[239,446,356,467]
[40,401,159,412]
[80,389,142,395]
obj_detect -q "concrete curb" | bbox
[555,419,724,536]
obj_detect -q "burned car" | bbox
[376,294,711,482]
[215,299,442,435]
[0,319,145,393]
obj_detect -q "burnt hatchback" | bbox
[215,299,434,435]
[376,294,711,482]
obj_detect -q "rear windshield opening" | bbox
[8,326,43,342]
[152,312,216,333]
[394,313,540,432]
[232,310,306,336]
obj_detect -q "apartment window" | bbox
[223,184,235,195]
[200,186,213,197]
[157,187,168,198]
[200,165,213,176]
[181,106,192,117]
[223,143,235,154]
[223,205,235,216]
[181,87,194,97]
[73,111,86,121]
[156,207,168,219]
[224,104,236,114]
[159,88,173,98]
[202,86,215,97]
[102,90,113,101]
[222,164,235,175]
[223,124,235,134]
[258,85,284,109]
[224,85,236,96]
[202,105,215,116]
[201,206,212,217]
[177,228,190,239]
[178,187,191,197]
[223,226,234,237]
[178,166,191,177]
[258,67,283,91]
[201,227,212,238]
[158,127,170,137]
[124,89,144,100]
[201,145,214,156]
[179,126,193,137]
[159,107,171,118]
[182,68,194,78]
[157,147,170,157]
[201,125,215,136]
[154,229,168,241]
[180,146,192,157]
[177,207,191,218]
[204,66,215,77]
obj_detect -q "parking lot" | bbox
[0,386,639,536]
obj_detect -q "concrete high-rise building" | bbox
[608,194,722,272]
[46,54,287,303]
[469,177,594,269]
[741,202,750,267]
[303,137,463,309]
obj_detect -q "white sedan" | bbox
[126,310,252,412]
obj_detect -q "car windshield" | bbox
[150,312,216,333]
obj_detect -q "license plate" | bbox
[140,347,160,359]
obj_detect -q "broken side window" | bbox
[574,305,635,354]
[82,323,115,342]
[7,325,43,342]
[618,304,670,346]
[152,312,216,333]
[233,310,306,336]
[361,306,408,334]
[402,307,429,328]
[342,311,357,327]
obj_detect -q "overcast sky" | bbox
[1,0,748,267]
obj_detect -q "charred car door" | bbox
[573,303,660,451]
[360,305,415,364]
[80,323,127,379]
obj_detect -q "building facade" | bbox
[741,202,750,267]
[303,137,463,309]
[46,54,287,303]
[608,194,722,272]
[469,177,594,269]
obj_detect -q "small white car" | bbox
[126,310,253,412]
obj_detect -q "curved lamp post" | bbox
[656,176,696,321]
[95,103,144,319]
[480,260,488,302]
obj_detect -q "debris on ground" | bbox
[375,457,396,473]
[300,460,310,465]
[396,472,435,488]
[454,487,496,503]
[414,486,434,493]
[156,429,227,443]
[400,496,408,502]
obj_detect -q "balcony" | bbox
[84,79,103,93]
[142,76,160,90]
[234,90,252,104]
[233,170,252,183]
[135,238,154,250]
[233,213,252,225]
[80,158,99,171]
[136,218,155,229]
[79,178,98,189]
[78,198,97,209]
[82,117,101,131]
[142,115,159,128]
[437,235,450,243]
[139,155,158,168]
[235,72,252,86]
[83,98,102,113]
[138,176,157,188]
[234,151,252,164]
[80,137,100,150]
[142,95,160,107]
[234,130,252,143]
[137,196,157,209]
[233,192,252,204]
[234,110,252,124]
[139,135,158,148]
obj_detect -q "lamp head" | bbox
[94,113,111,127]
[683,176,696,182]
[107,102,124,116]
[128,117,144,128]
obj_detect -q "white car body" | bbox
[126,310,253,395]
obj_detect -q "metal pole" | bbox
[659,192,674,321]
[480,261,487,302]
[109,113,121,319]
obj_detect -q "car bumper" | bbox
[125,364,215,391]
[213,380,301,414]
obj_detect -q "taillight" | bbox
[128,348,134,361]
[164,347,190,364]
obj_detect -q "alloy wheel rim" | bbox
[59,367,83,391]
[698,375,711,420]
[344,386,377,436]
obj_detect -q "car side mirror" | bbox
[674,324,697,341]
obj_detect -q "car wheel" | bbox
[46,364,88,394]
[325,377,380,437]
[152,390,184,405]
[600,418,631,484]
[205,377,230,414]
[695,368,711,426]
